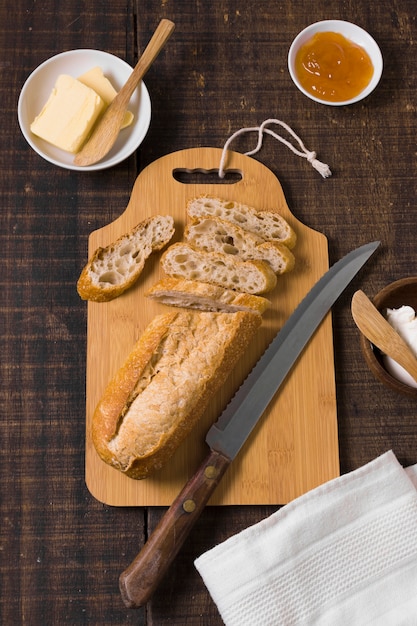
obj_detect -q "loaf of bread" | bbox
[146,277,271,314]
[185,217,295,274]
[187,196,296,249]
[77,215,175,302]
[92,310,262,478]
[161,242,277,295]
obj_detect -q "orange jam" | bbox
[295,31,374,102]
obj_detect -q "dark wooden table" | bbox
[2,1,417,624]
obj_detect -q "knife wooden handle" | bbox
[119,449,230,608]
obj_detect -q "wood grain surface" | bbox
[85,147,338,506]
[3,1,417,624]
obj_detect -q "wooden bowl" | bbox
[360,277,417,398]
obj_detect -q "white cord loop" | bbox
[218,118,332,179]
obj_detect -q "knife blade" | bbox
[119,240,380,608]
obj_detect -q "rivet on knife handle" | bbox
[119,449,230,608]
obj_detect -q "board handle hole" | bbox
[173,168,243,185]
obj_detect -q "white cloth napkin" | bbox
[195,451,417,625]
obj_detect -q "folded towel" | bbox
[195,451,417,625]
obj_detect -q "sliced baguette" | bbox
[187,195,296,249]
[146,277,271,314]
[161,242,277,295]
[185,216,295,274]
[77,215,175,302]
[92,310,262,479]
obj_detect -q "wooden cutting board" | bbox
[85,147,339,506]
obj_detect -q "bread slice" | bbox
[187,195,296,249]
[161,242,277,295]
[77,215,175,302]
[185,216,295,274]
[146,277,271,314]
[92,310,262,478]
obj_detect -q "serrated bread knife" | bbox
[119,240,380,608]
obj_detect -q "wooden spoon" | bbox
[74,19,175,167]
[351,289,417,382]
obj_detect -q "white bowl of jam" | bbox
[288,20,383,106]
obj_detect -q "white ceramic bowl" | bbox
[18,49,151,171]
[288,20,383,106]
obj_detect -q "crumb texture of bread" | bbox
[185,217,295,274]
[161,242,277,295]
[146,277,271,314]
[77,215,175,302]
[187,196,296,249]
[92,310,262,478]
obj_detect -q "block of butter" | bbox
[30,74,105,153]
[78,66,134,130]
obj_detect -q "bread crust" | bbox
[92,310,262,479]
[146,277,271,314]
